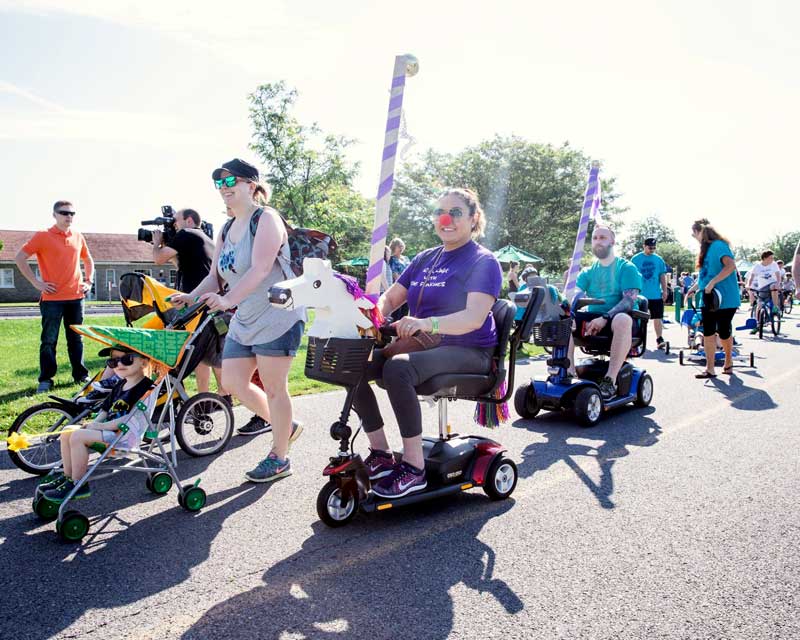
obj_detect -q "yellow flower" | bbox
[7,432,30,452]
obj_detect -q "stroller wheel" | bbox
[176,393,234,457]
[33,496,59,521]
[57,510,90,542]
[146,472,173,495]
[179,485,207,512]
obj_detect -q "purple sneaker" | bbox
[364,448,396,480]
[372,462,427,499]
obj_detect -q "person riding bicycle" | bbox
[746,250,782,317]
[566,225,643,399]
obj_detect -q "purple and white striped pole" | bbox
[365,54,419,295]
[564,161,601,301]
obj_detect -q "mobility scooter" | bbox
[514,290,654,426]
[299,297,539,527]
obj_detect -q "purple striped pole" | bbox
[365,54,419,294]
[564,161,601,301]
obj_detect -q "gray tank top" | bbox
[218,209,305,346]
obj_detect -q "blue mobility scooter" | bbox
[514,288,654,427]
[295,297,537,527]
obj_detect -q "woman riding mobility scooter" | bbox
[268,258,541,527]
[514,289,654,426]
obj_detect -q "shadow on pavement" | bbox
[0,466,274,640]
[513,406,661,510]
[182,498,522,640]
[707,374,778,411]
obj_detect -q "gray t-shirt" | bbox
[218,209,304,346]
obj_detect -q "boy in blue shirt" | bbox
[631,238,670,349]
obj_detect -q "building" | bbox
[0,230,177,303]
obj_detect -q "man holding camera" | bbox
[151,208,213,293]
[152,208,222,397]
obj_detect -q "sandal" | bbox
[722,365,733,375]
[695,371,717,379]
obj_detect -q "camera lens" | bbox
[137,228,153,243]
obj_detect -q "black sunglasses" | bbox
[56,210,76,217]
[106,353,140,368]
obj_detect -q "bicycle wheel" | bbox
[771,310,781,336]
[175,392,234,457]
[7,402,78,475]
[757,307,766,340]
[783,295,793,315]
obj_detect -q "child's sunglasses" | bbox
[214,175,239,189]
[106,353,140,368]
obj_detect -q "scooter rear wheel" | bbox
[317,482,359,527]
[483,457,518,501]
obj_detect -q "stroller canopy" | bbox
[119,272,195,329]
[72,325,191,369]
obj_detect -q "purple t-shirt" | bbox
[397,241,502,348]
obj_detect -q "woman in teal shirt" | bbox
[686,218,740,378]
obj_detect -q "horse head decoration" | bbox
[268,258,381,339]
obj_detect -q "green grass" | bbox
[0,314,335,430]
[0,312,541,431]
[0,301,119,307]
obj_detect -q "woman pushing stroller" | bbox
[39,345,153,502]
[170,159,304,484]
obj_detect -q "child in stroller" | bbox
[39,344,153,502]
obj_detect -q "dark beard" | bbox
[593,245,611,259]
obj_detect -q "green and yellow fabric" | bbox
[71,325,191,370]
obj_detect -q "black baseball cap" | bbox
[212,158,259,182]
[98,344,137,357]
[644,237,657,247]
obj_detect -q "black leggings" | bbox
[352,345,493,438]
[702,307,736,339]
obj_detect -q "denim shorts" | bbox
[223,321,305,359]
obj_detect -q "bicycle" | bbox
[750,288,781,339]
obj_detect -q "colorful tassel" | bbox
[473,379,510,428]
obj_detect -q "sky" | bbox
[1,0,798,251]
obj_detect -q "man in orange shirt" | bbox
[15,200,95,392]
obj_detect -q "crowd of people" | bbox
[14,158,800,500]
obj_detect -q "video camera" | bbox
[138,206,214,244]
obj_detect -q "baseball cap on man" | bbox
[98,344,138,357]
[211,158,259,182]
[644,237,657,247]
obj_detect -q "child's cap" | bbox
[98,344,138,357]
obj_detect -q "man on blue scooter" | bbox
[567,226,643,399]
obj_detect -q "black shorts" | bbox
[574,312,613,338]
[647,298,664,320]
[702,308,737,340]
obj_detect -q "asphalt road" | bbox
[1,310,798,640]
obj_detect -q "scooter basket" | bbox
[304,336,376,386]
[532,319,572,347]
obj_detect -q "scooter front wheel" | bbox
[317,481,359,527]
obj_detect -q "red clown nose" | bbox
[438,213,453,227]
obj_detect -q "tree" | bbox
[247,82,371,259]
[766,231,800,264]
[620,215,678,258]
[656,242,696,275]
[732,245,760,262]
[390,136,626,272]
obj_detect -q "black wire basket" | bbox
[304,336,376,386]
[532,319,572,347]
